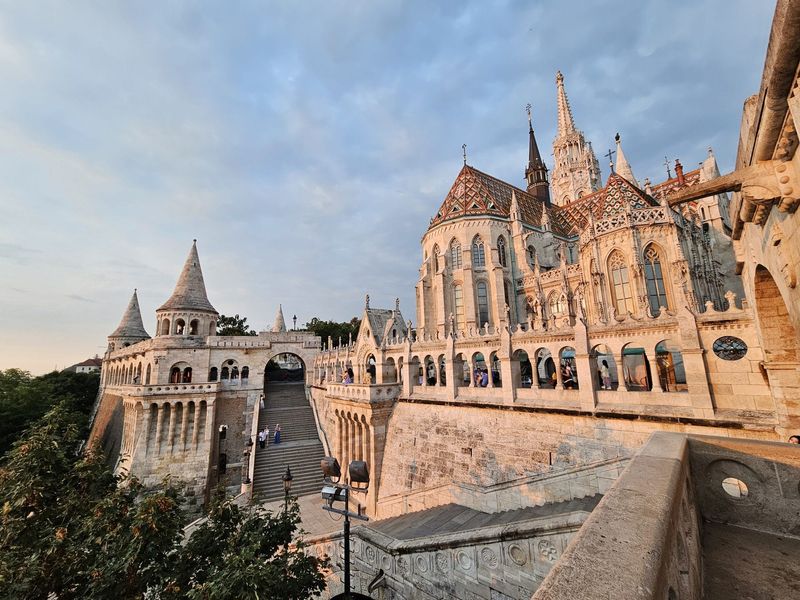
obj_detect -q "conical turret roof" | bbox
[271,304,287,333]
[614,133,638,188]
[555,71,577,137]
[157,241,217,313]
[110,289,150,339]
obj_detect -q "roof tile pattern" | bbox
[429,165,570,236]
[157,241,217,313]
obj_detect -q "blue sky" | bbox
[0,1,775,373]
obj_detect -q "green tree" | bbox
[305,317,361,348]
[0,401,327,600]
[0,369,99,456]
[216,314,259,336]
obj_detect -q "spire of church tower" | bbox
[272,304,287,333]
[614,133,639,187]
[556,71,576,136]
[550,71,602,206]
[158,240,217,314]
[109,289,150,341]
[524,105,550,204]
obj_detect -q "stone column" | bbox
[166,402,176,453]
[192,402,201,448]
[354,419,362,462]
[204,401,215,443]
[154,404,165,454]
[179,402,189,451]
[140,403,152,457]
[463,264,478,330]
[361,420,370,468]
[554,354,564,390]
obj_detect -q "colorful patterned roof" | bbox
[649,168,701,202]
[429,165,571,236]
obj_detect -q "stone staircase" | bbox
[252,382,326,502]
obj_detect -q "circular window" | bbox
[712,336,748,361]
[721,477,748,498]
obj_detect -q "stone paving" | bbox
[259,492,342,538]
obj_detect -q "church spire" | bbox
[271,304,287,333]
[109,289,150,341]
[524,104,550,204]
[556,71,576,137]
[157,240,217,313]
[614,133,639,187]
[550,71,602,206]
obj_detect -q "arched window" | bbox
[472,237,485,268]
[231,366,239,380]
[476,281,490,326]
[170,367,181,384]
[175,319,186,335]
[450,240,462,269]
[220,366,229,380]
[608,251,635,315]
[145,364,151,385]
[453,284,465,332]
[644,246,669,316]
[498,237,507,267]
[161,319,171,336]
[549,292,566,316]
[209,321,216,336]
[182,367,192,383]
[189,319,199,335]
[209,367,218,381]
[241,366,249,380]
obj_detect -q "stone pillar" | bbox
[154,404,165,454]
[361,420,370,474]
[166,402,176,453]
[575,352,595,411]
[192,402,201,448]
[615,353,625,391]
[554,355,564,390]
[204,401,215,444]
[140,403,152,457]
[179,402,189,451]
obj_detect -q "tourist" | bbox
[347,367,354,382]
[550,371,557,388]
[789,435,800,444]
[264,424,270,447]
[480,370,489,387]
[257,428,266,449]
[563,363,575,389]
[599,361,611,390]
[274,424,282,444]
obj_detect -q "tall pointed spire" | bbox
[110,289,150,340]
[272,304,287,333]
[555,71,576,137]
[157,240,217,313]
[614,133,639,187]
[524,104,550,204]
[551,71,602,206]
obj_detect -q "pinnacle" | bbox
[555,70,577,137]
[110,289,150,339]
[157,241,217,313]
[272,304,287,333]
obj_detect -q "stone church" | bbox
[90,2,800,597]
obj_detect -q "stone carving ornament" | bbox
[364,545,376,564]
[538,539,559,562]
[456,550,473,570]
[480,547,499,569]
[508,543,528,566]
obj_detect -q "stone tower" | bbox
[107,289,150,351]
[271,304,287,333]
[155,240,219,338]
[550,71,602,206]
[525,110,551,205]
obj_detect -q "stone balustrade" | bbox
[325,383,401,403]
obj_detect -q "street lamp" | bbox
[320,458,370,598]
[292,314,297,331]
[282,466,293,503]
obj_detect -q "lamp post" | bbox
[282,466,293,511]
[320,457,370,598]
[293,314,297,331]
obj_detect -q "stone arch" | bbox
[591,344,618,390]
[512,348,532,388]
[174,318,186,335]
[257,346,318,385]
[622,342,652,391]
[656,338,687,392]
[160,318,171,336]
[559,346,578,389]
[189,319,199,335]
[754,265,799,362]
[535,348,556,388]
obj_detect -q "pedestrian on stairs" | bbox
[274,424,282,445]
[257,428,266,449]
[265,425,270,447]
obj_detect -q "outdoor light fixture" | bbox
[218,424,227,440]
[349,460,370,486]
[282,466,293,494]
[321,456,341,481]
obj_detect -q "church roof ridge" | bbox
[157,240,217,314]
[110,289,150,339]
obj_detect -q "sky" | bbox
[0,0,776,374]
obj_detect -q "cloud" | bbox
[0,0,776,373]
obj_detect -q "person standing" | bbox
[480,370,489,387]
[274,424,282,445]
[257,428,266,449]
[599,361,611,390]
[264,424,270,447]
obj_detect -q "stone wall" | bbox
[87,391,124,467]
[209,389,258,494]
[375,400,776,502]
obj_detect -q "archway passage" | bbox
[755,266,799,363]
[264,353,306,383]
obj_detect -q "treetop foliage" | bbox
[304,317,361,348]
[216,314,259,336]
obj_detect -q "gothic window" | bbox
[476,281,490,326]
[527,245,536,268]
[182,367,192,383]
[220,366,229,380]
[241,366,249,380]
[472,237,486,268]
[450,240,462,269]
[549,292,566,316]
[209,367,218,381]
[453,284,465,331]
[498,237,507,267]
[608,251,635,315]
[644,246,669,316]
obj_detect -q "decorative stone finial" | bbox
[365,294,370,309]
[395,297,400,312]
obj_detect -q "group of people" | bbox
[473,369,490,387]
[257,424,281,449]
[341,367,354,384]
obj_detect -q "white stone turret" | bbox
[155,240,218,337]
[108,289,150,351]
[272,304,287,333]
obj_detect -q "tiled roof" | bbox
[158,241,217,313]
[648,168,701,202]
[110,290,150,339]
[429,165,571,236]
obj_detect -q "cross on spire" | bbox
[525,103,532,128]
[663,155,673,179]
[462,144,467,165]
[604,147,616,172]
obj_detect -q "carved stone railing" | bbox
[325,383,401,403]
